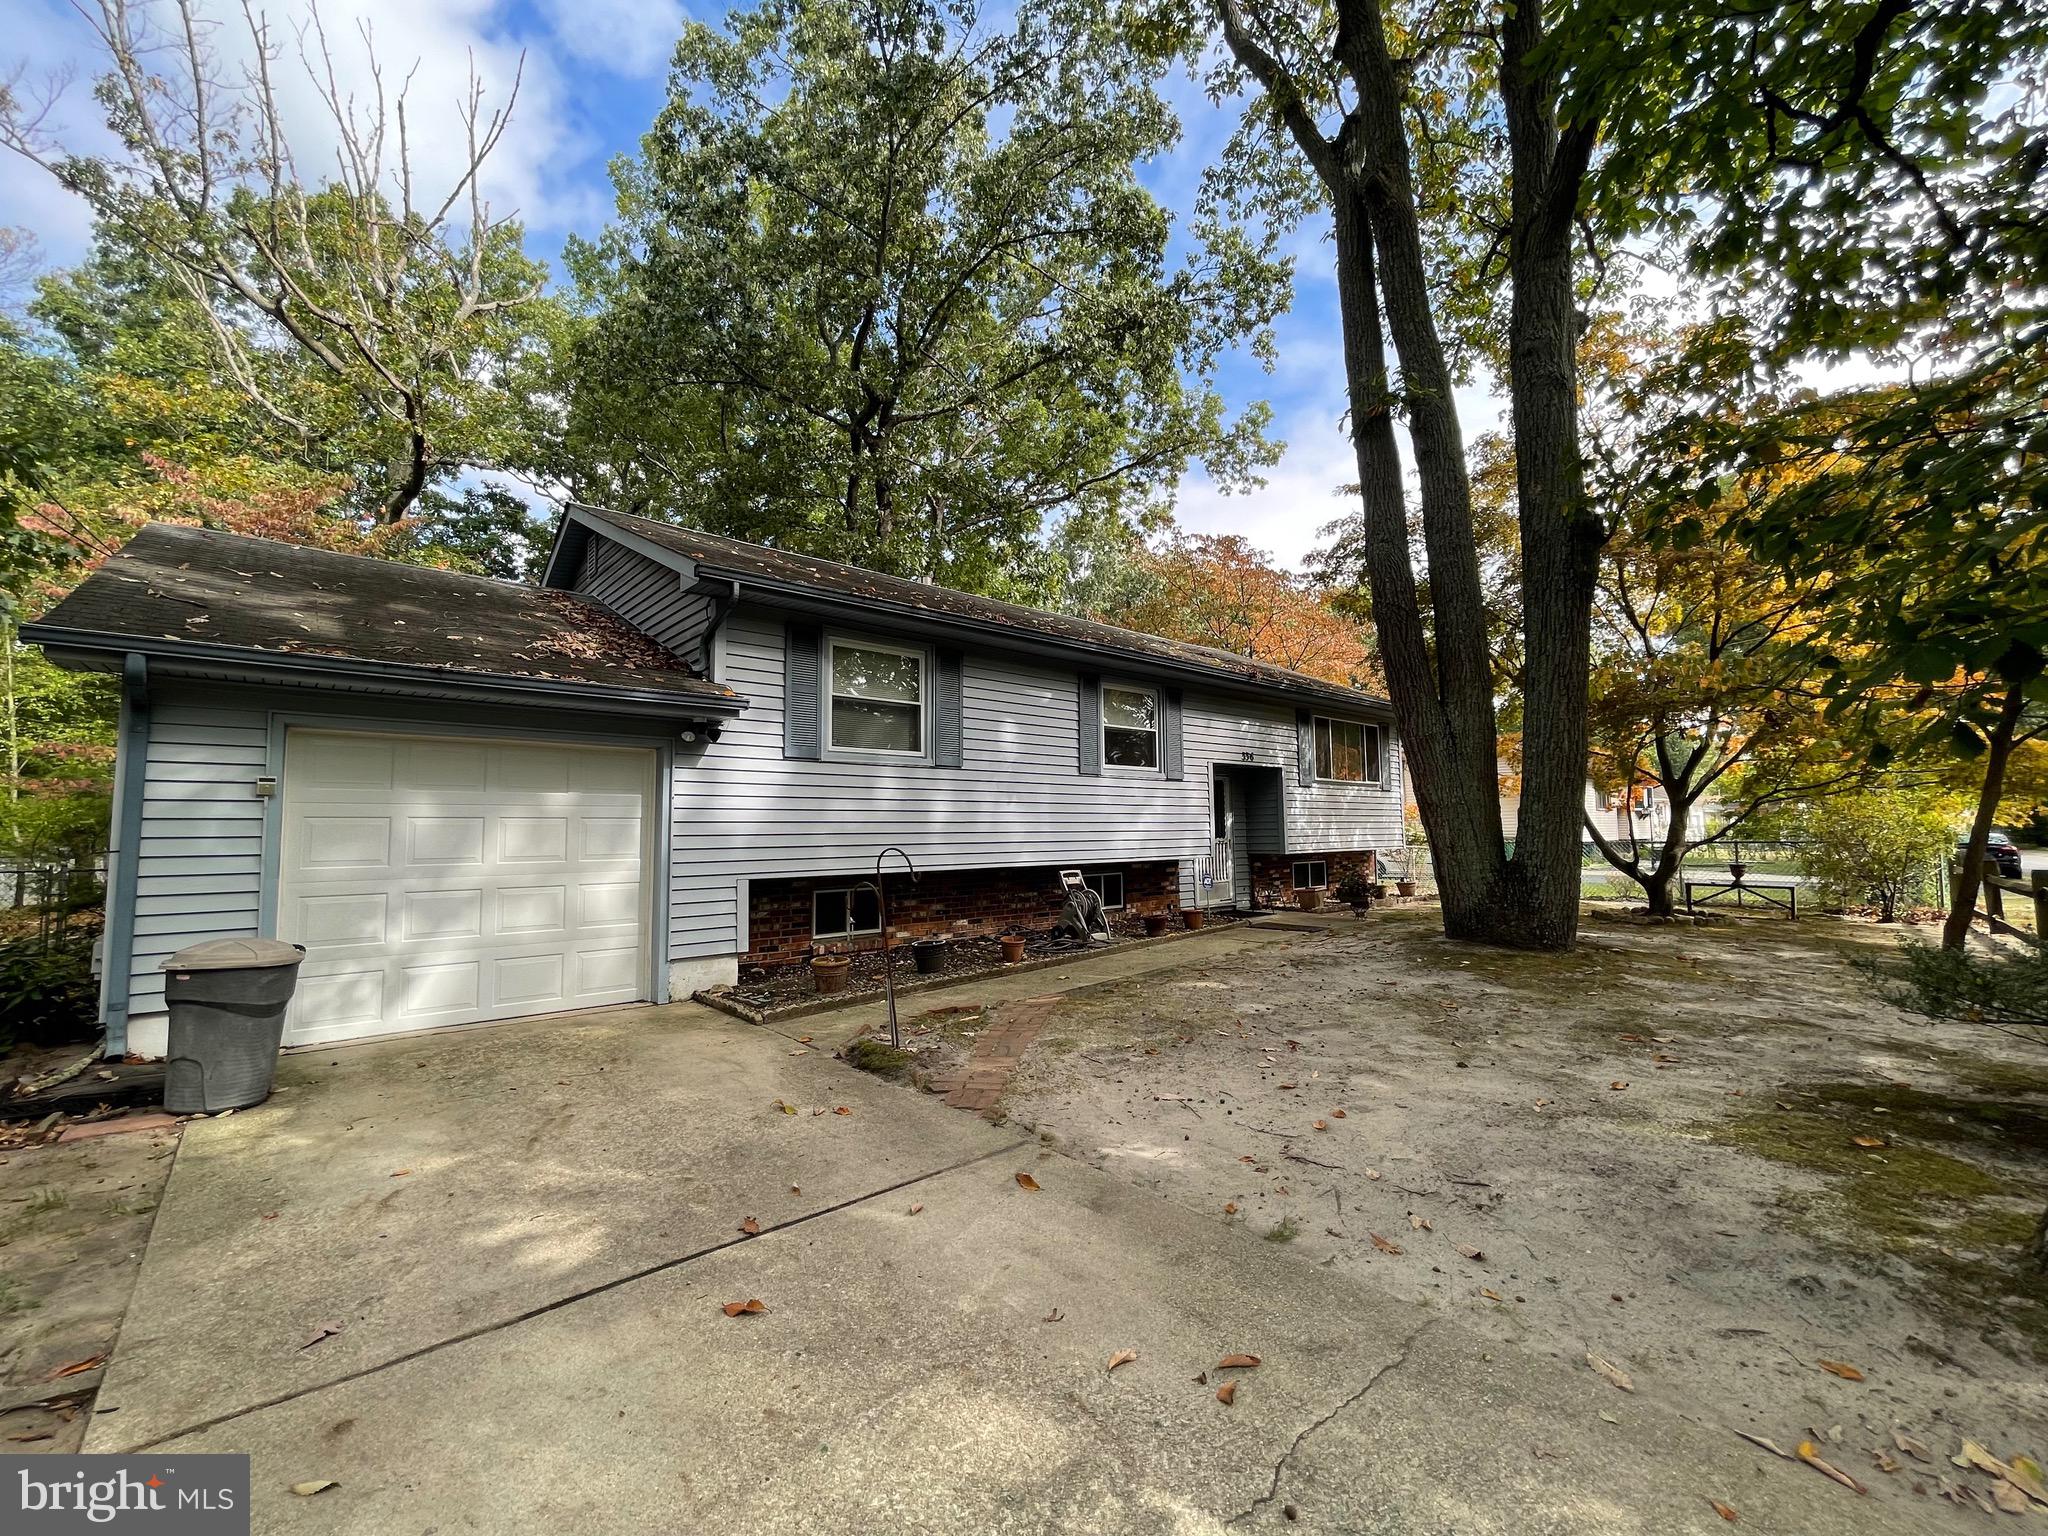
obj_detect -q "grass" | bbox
[1264,1216,1301,1244]
[23,1187,67,1216]
[842,1038,913,1076]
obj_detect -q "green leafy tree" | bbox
[559,0,1285,601]
[1788,786,1960,923]
[1,0,566,520]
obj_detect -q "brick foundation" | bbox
[1248,850,1378,909]
[745,860,1180,966]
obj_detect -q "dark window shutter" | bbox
[934,648,964,768]
[784,622,822,760]
[1077,672,1102,776]
[1162,687,1184,780]
[1296,709,1315,784]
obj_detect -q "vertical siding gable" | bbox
[571,533,716,668]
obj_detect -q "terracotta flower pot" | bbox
[1396,879,1416,897]
[999,934,1028,963]
[1143,912,1170,937]
[1183,909,1207,930]
[811,954,851,995]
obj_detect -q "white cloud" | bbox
[532,0,683,78]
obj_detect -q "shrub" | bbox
[1788,787,1959,921]
[0,940,99,1051]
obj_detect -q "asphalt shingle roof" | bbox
[33,523,739,702]
[572,504,1389,711]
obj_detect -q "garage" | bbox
[277,730,659,1047]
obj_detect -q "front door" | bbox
[1208,774,1235,908]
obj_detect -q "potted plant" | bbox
[811,947,851,995]
[999,931,1028,963]
[1396,877,1416,897]
[1143,911,1170,937]
[911,936,948,975]
[1299,885,1325,911]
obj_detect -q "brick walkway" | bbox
[924,996,1061,1117]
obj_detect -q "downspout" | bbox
[101,652,150,1057]
[698,577,742,681]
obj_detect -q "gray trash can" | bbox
[160,938,307,1113]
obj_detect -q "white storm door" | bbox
[277,731,655,1046]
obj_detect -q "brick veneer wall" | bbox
[1249,849,1378,908]
[745,860,1181,965]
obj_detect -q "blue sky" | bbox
[3,0,1506,569]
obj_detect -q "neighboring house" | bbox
[26,505,1402,1056]
[1496,774,1722,846]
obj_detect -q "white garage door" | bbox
[278,731,656,1047]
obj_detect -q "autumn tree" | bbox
[558,0,1284,602]
[1087,532,1378,689]
[1,0,564,520]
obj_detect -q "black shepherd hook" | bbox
[860,847,917,1049]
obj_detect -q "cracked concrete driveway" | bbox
[86,991,1925,1534]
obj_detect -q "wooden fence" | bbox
[1951,859,2048,944]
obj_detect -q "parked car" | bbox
[1960,830,2024,880]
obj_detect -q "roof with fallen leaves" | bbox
[572,504,1392,712]
[36,523,740,701]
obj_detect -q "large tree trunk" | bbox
[1497,0,1604,949]
[2031,1202,2048,1279]
[1942,686,2026,949]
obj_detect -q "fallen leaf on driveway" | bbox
[738,1217,761,1236]
[2005,1454,2047,1504]
[1107,1349,1138,1372]
[1954,1440,2012,1478]
[298,1322,344,1351]
[1851,1135,1885,1149]
[1993,1480,2033,1514]
[1216,1381,1237,1405]
[1409,1215,1432,1231]
[1816,1359,1863,1381]
[1363,1168,1382,1181]
[908,1203,924,1215]
[47,1355,106,1379]
[1331,1108,1346,1118]
[1735,1432,1793,1460]
[290,1481,339,1497]
[1587,1353,1634,1392]
[1218,1354,1261,1369]
[1891,1429,1932,1462]
[789,1184,801,1195]
[721,1299,767,1317]
[1224,1203,1238,1215]
[1277,1082,1298,1090]
[1707,1498,1737,1522]
[1481,1288,1504,1301]
[1043,1308,1063,1323]
[1312,1120,1328,1131]
[798,1036,812,1044]
[1796,1440,1868,1494]
[772,1100,797,1115]
[1369,1232,1404,1255]
[1456,1244,1486,1262]
[5,1431,53,1443]
[833,1106,852,1116]
[1609,1081,1629,1091]
[389,1169,411,1178]
[1015,1172,1040,1191]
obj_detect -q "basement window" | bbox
[813,885,881,939]
[1082,871,1126,910]
[1291,860,1328,891]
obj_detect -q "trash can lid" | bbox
[161,937,307,972]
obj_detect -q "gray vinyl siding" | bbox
[571,537,717,669]
[128,694,270,1017]
[665,606,1403,958]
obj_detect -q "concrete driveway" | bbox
[87,989,1918,1534]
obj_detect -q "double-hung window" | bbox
[828,640,925,755]
[1312,717,1381,785]
[1102,685,1159,770]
